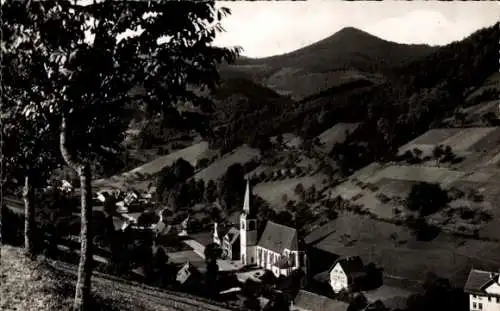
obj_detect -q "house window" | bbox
[496,297,500,303]
[473,302,477,309]
[488,297,491,302]
[479,303,483,310]
[241,220,245,230]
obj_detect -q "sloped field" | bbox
[194,144,261,183]
[316,122,360,153]
[254,173,327,209]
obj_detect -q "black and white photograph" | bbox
[1,1,499,311]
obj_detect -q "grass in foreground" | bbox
[0,245,154,311]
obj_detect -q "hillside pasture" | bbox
[479,149,500,167]
[440,127,496,152]
[350,163,383,181]
[193,144,261,183]
[307,213,500,287]
[93,141,210,189]
[449,181,500,240]
[463,100,500,119]
[374,178,418,198]
[127,141,210,176]
[245,165,273,180]
[282,133,303,148]
[399,128,462,150]
[467,127,500,152]
[466,72,500,102]
[329,181,364,201]
[360,165,466,187]
[253,173,327,209]
[397,127,497,156]
[264,68,373,100]
[316,122,360,153]
[352,193,392,218]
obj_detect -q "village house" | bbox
[464,268,500,311]
[329,256,366,293]
[176,261,202,288]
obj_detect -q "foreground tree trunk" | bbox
[74,163,93,311]
[23,174,36,258]
[60,116,93,311]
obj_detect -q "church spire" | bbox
[243,178,251,215]
[213,222,220,245]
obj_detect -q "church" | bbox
[215,179,306,277]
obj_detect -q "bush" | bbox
[406,182,449,216]
[459,208,475,220]
[377,193,391,204]
[327,208,339,220]
[407,217,441,241]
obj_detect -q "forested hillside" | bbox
[222,27,436,100]
[135,23,499,169]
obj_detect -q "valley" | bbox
[87,23,500,291]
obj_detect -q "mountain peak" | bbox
[327,27,381,42]
[336,26,365,34]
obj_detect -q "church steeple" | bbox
[240,178,257,266]
[243,178,251,215]
[213,222,221,246]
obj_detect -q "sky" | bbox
[213,1,500,58]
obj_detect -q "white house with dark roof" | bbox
[176,261,201,286]
[464,268,500,311]
[239,179,305,277]
[329,256,365,293]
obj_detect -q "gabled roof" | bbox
[224,227,240,245]
[258,221,298,253]
[464,269,500,296]
[332,256,364,277]
[313,271,330,283]
[176,261,200,284]
[216,225,230,240]
[293,290,348,311]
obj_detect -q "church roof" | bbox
[224,227,240,245]
[258,221,298,253]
